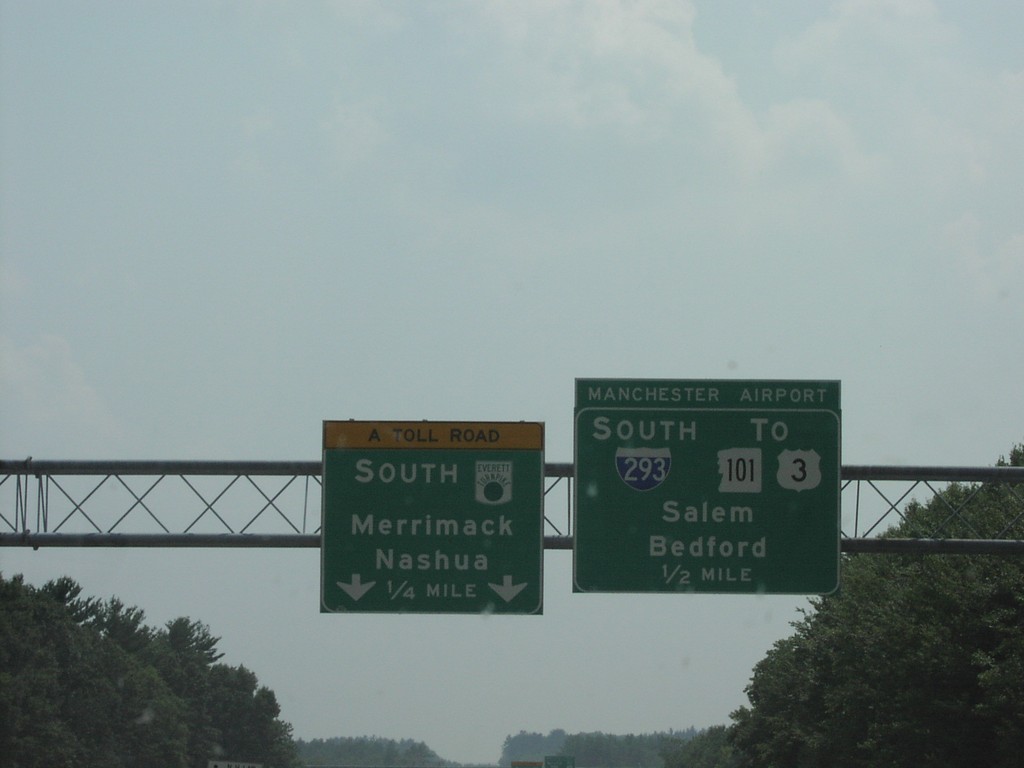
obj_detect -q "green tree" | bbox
[0,574,80,767]
[1,575,298,768]
[88,597,155,656]
[0,574,188,768]
[207,663,297,767]
[150,617,225,767]
[662,726,737,768]
[730,443,1024,768]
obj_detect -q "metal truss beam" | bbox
[4,534,1024,556]
[2,460,1022,555]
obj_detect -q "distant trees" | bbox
[729,444,1024,768]
[661,726,737,768]
[499,729,568,765]
[0,574,299,768]
[294,735,448,766]
[560,731,684,767]
[500,729,696,768]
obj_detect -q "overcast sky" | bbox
[2,0,1022,763]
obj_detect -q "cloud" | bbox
[320,98,389,172]
[944,215,1024,310]
[775,0,956,74]
[452,1,906,190]
[762,98,882,182]
[472,0,738,133]
[0,334,124,455]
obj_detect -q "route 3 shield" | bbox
[777,449,822,492]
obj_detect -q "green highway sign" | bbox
[321,421,544,614]
[573,379,841,595]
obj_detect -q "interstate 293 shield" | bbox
[614,447,671,491]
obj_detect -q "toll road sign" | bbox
[573,380,840,595]
[321,421,544,614]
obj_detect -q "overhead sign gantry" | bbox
[320,421,544,614]
[573,379,841,594]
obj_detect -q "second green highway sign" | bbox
[573,380,841,595]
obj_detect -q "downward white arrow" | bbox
[337,574,376,601]
[488,574,527,603]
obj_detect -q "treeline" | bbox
[295,736,450,766]
[664,443,1024,768]
[500,728,698,767]
[661,727,734,768]
[499,729,569,764]
[0,574,299,768]
[296,729,706,768]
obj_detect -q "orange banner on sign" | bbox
[323,421,543,450]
